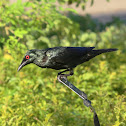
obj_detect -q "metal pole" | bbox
[57,75,100,126]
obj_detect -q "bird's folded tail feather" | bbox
[92,48,118,55]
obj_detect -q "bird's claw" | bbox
[57,74,67,80]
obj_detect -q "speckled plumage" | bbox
[18,47,117,72]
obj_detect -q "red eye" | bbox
[26,55,30,59]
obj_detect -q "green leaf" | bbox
[90,0,94,6]
[43,113,53,125]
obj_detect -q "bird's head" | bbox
[18,49,38,71]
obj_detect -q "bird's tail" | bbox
[85,48,118,60]
[92,48,118,55]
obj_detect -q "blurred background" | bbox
[0,0,126,125]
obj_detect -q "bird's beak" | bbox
[18,60,28,72]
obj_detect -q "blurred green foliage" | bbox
[0,0,126,126]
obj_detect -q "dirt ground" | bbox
[10,0,126,23]
[56,0,126,23]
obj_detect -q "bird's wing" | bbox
[46,47,95,65]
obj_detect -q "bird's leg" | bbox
[58,69,69,75]
[58,69,74,77]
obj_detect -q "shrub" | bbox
[0,0,125,125]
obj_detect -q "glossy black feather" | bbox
[41,47,94,69]
[38,47,117,70]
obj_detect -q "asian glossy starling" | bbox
[18,47,117,75]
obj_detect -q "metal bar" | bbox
[57,75,91,107]
[57,75,100,126]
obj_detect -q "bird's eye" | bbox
[26,55,30,59]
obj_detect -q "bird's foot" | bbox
[57,74,68,79]
[58,73,73,79]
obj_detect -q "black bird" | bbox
[18,47,117,75]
